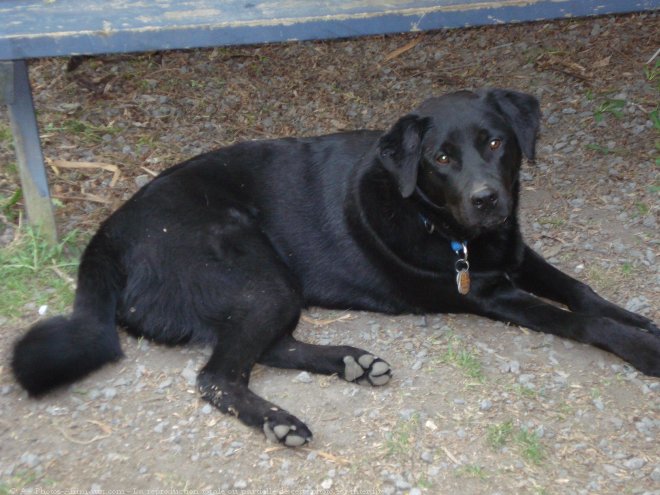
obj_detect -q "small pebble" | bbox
[399,409,416,420]
[501,360,520,374]
[395,478,411,490]
[102,387,117,400]
[650,466,660,482]
[293,371,313,383]
[415,316,428,327]
[181,367,197,386]
[134,175,150,188]
[158,378,173,390]
[20,453,40,468]
[625,296,650,315]
[623,457,646,470]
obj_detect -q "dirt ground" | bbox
[1,11,659,495]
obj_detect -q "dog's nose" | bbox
[471,188,499,211]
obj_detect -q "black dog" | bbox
[12,89,659,447]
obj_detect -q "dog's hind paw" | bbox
[263,413,313,447]
[343,354,392,386]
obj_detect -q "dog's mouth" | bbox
[480,215,510,229]
[450,204,511,235]
[462,216,509,238]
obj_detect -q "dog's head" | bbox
[378,89,540,238]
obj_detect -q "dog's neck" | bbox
[412,186,470,244]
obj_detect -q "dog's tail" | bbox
[11,232,124,395]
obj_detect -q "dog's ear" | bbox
[378,115,430,198]
[483,89,541,160]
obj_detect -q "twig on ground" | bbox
[47,158,122,187]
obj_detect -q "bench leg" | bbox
[1,60,57,243]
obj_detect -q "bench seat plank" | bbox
[0,0,656,241]
[1,0,656,60]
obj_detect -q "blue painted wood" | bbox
[3,60,57,241]
[1,0,657,240]
[1,0,658,60]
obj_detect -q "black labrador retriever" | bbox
[12,89,659,447]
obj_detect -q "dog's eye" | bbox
[436,153,450,165]
[489,138,502,150]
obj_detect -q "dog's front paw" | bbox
[343,354,392,386]
[263,412,313,447]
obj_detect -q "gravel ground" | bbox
[1,12,659,495]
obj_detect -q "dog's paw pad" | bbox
[263,416,312,447]
[343,354,392,386]
[343,355,365,382]
[358,354,375,368]
[368,360,392,386]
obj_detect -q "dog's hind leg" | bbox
[193,215,313,447]
[198,329,314,447]
[259,335,392,386]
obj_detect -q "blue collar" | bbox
[419,212,467,254]
[419,212,470,294]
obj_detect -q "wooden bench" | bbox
[1,0,655,241]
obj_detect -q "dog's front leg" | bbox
[510,245,658,335]
[468,276,660,377]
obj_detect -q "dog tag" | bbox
[456,269,470,295]
[452,241,470,295]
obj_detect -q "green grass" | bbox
[650,108,660,131]
[0,123,13,148]
[0,227,83,320]
[538,216,565,228]
[487,421,545,465]
[0,469,43,495]
[620,262,635,276]
[585,143,626,155]
[487,420,514,449]
[386,414,419,455]
[510,383,539,399]
[514,428,545,464]
[44,119,120,144]
[456,464,488,480]
[441,335,484,381]
[644,59,660,91]
[1,189,23,223]
[635,202,650,216]
[594,98,626,122]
